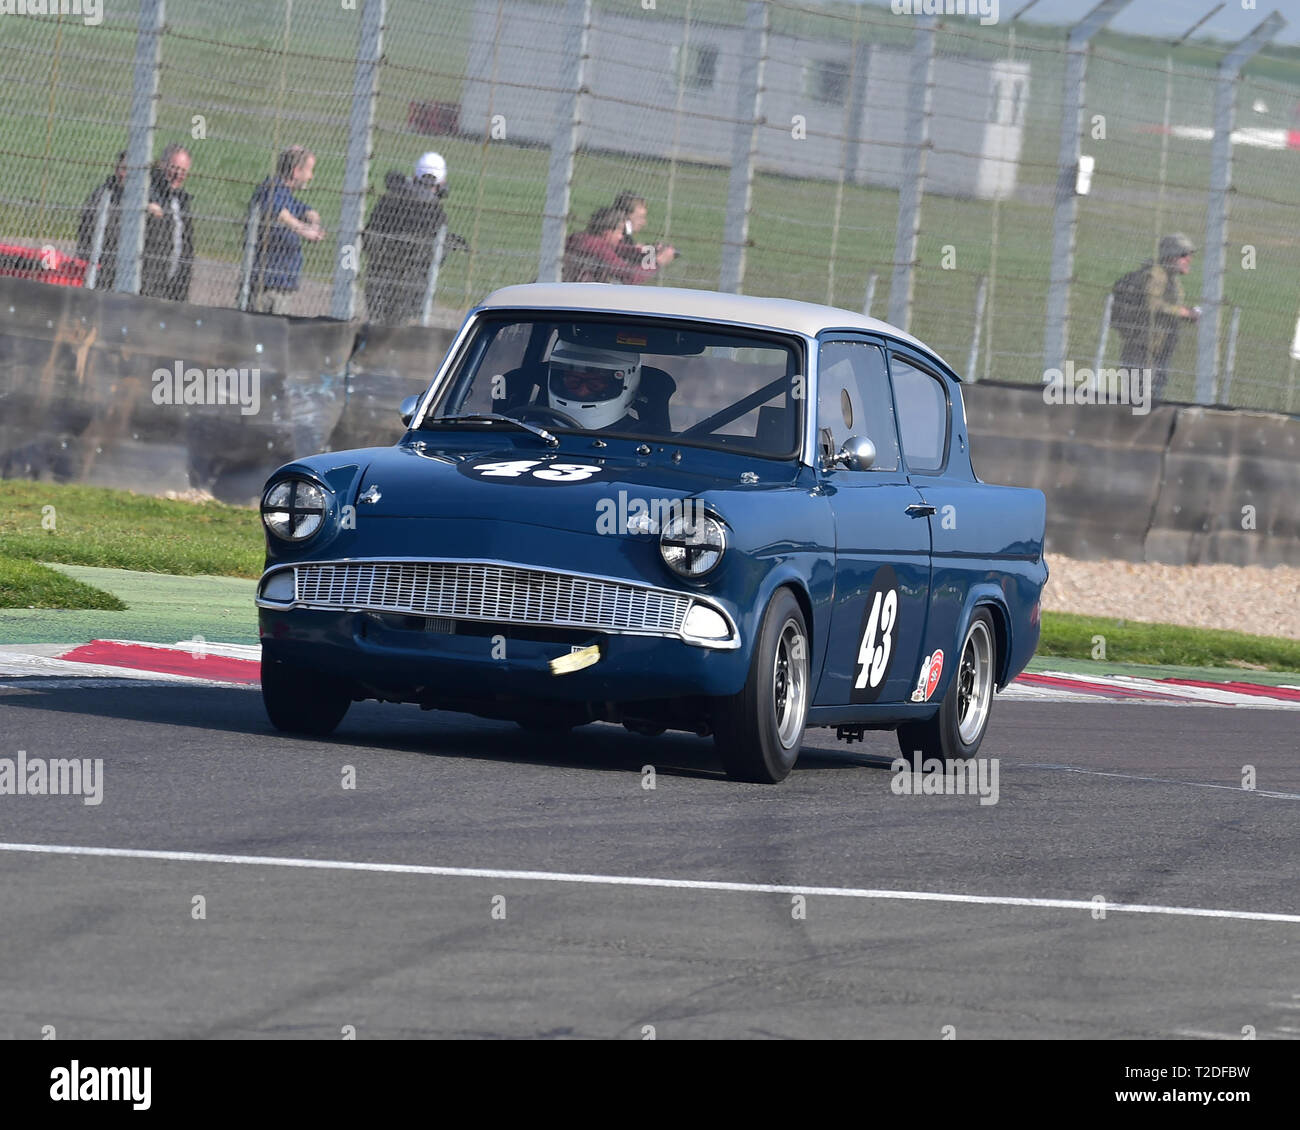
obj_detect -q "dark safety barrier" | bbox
[963,383,1299,567]
[0,277,450,504]
[0,277,1295,566]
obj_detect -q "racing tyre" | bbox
[714,588,809,783]
[896,609,997,764]
[262,658,351,736]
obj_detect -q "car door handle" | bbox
[906,503,936,517]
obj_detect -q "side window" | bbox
[816,340,900,471]
[890,356,948,473]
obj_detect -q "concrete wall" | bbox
[1,277,1295,565]
[963,382,1300,567]
[0,277,449,505]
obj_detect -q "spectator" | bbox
[563,206,672,284]
[141,143,195,302]
[76,150,126,290]
[612,190,676,272]
[363,151,467,325]
[1112,232,1200,401]
[244,145,325,315]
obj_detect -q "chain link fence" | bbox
[2,0,1300,412]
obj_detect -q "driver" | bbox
[546,340,645,430]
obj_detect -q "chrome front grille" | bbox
[293,561,691,635]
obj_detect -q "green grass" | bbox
[1039,611,1300,674]
[0,556,126,611]
[0,481,262,611]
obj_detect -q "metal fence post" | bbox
[331,0,386,322]
[420,225,449,327]
[826,5,865,307]
[1220,305,1241,402]
[1095,292,1113,376]
[1195,11,1285,404]
[537,0,593,284]
[967,276,988,381]
[887,14,936,332]
[84,190,112,291]
[862,271,878,319]
[719,1,770,295]
[1041,0,1132,376]
[843,39,871,187]
[237,197,261,312]
[115,0,165,296]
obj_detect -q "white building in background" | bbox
[460,0,1030,202]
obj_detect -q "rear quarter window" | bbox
[890,356,949,473]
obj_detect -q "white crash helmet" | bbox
[547,340,641,430]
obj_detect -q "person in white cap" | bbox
[362,151,466,324]
[414,151,447,190]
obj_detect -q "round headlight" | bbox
[261,478,327,541]
[660,511,726,578]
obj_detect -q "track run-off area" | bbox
[1,650,1296,1039]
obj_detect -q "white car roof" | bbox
[479,283,957,377]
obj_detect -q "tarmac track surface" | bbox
[0,681,1296,1040]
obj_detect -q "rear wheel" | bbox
[262,658,351,736]
[714,588,809,783]
[896,609,997,764]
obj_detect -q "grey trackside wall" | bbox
[0,278,449,506]
[0,279,1295,567]
[962,383,1299,567]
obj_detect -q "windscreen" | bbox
[425,316,803,458]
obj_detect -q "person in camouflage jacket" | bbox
[1114,232,1200,401]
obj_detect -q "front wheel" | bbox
[262,658,351,736]
[713,588,809,783]
[897,609,997,764]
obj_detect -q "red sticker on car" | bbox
[925,649,943,700]
[910,649,944,703]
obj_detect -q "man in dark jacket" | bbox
[140,143,195,302]
[363,151,466,325]
[76,150,126,290]
[1115,232,1200,401]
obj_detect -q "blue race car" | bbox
[256,284,1047,782]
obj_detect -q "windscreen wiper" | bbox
[430,413,559,447]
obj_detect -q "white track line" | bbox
[1020,764,1300,801]
[1,842,1297,924]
